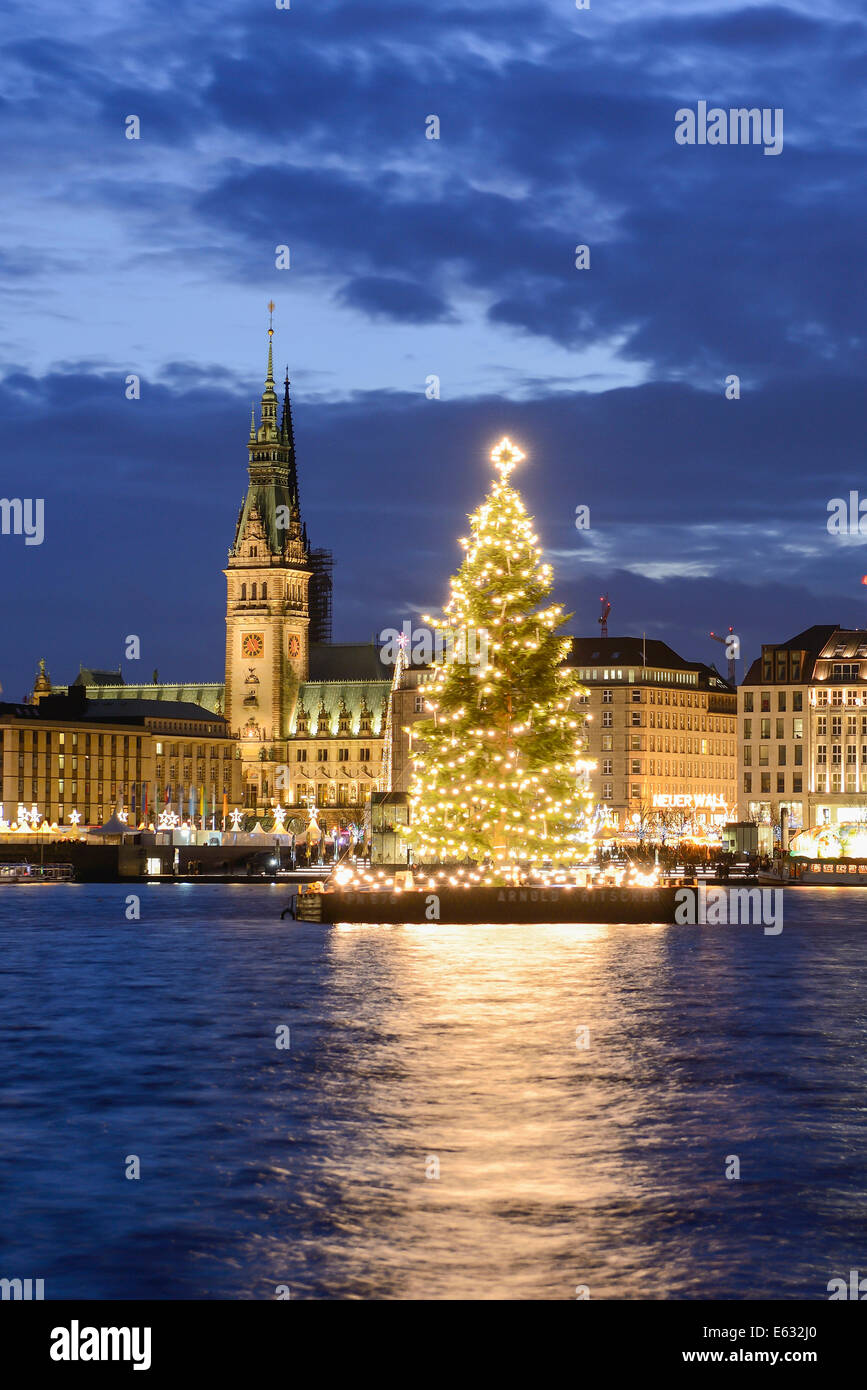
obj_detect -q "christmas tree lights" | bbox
[404,437,595,882]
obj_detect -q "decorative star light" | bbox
[490,436,525,480]
[272,804,287,831]
[229,808,244,830]
[157,808,180,830]
[68,809,82,826]
[117,808,129,823]
[18,803,30,827]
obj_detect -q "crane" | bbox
[598,594,611,638]
[710,627,737,684]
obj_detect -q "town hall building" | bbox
[42,324,397,822]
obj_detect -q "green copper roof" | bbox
[292,680,392,737]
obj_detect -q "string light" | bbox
[397,436,596,884]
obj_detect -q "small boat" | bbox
[792,857,867,886]
[0,862,75,884]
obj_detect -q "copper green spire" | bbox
[259,301,279,440]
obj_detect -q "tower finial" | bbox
[264,300,276,387]
[258,304,279,439]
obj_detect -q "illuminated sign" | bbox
[652,793,728,809]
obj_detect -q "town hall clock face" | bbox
[287,634,301,659]
[241,632,264,658]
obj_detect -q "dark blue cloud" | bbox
[1,0,866,700]
[336,275,456,323]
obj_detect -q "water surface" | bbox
[0,884,865,1299]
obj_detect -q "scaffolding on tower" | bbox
[309,548,333,643]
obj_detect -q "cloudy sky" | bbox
[1,0,866,700]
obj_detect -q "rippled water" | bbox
[1,883,866,1299]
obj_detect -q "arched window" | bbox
[240,583,246,600]
[261,582,267,600]
[251,583,257,600]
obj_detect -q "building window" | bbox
[631,711,641,726]
[317,749,327,762]
[602,759,612,775]
[817,744,827,765]
[794,745,803,766]
[758,745,769,765]
[777,774,785,793]
[778,745,786,766]
[359,748,371,761]
[743,718,752,740]
[602,711,613,727]
[602,689,613,703]
[337,748,350,762]
[760,773,771,793]
[601,734,613,751]
[775,718,784,739]
[743,692,754,712]
[760,692,770,711]
[631,760,642,775]
[296,748,306,762]
[743,746,752,766]
[602,782,613,800]
[793,718,803,740]
[777,692,786,711]
[743,773,752,793]
[792,775,802,793]
[414,695,424,713]
[631,785,641,798]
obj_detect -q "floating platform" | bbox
[296,884,680,924]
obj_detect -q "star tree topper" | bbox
[490,436,525,480]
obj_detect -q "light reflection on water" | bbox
[1,885,866,1299]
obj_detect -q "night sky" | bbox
[2,0,866,702]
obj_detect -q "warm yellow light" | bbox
[490,436,525,479]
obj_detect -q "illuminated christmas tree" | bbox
[405,437,594,881]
